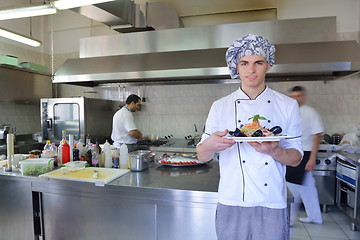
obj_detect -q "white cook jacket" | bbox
[300,105,324,151]
[111,107,138,147]
[201,86,303,209]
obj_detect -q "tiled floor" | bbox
[290,205,360,240]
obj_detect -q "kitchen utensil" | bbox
[128,150,151,171]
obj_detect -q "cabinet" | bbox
[0,178,34,239]
[336,156,360,231]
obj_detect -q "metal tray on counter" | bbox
[157,153,210,167]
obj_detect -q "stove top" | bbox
[137,139,168,147]
[314,152,337,171]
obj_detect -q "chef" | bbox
[196,34,303,240]
[111,94,143,150]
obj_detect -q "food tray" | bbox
[157,155,208,167]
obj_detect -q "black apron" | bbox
[286,151,311,185]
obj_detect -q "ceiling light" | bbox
[0,27,41,47]
[0,4,57,21]
[52,0,116,10]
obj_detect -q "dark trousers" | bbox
[285,151,311,185]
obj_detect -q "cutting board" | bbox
[39,167,130,186]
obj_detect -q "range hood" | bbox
[54,17,360,86]
[70,0,180,33]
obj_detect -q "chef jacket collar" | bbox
[235,85,269,100]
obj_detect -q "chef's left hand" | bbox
[247,141,279,155]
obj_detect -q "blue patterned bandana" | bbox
[225,34,275,79]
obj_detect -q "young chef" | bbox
[196,34,303,240]
[111,94,143,150]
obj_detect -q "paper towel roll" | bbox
[69,134,74,161]
[7,133,14,169]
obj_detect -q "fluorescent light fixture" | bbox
[52,0,116,10]
[0,27,41,47]
[0,4,57,21]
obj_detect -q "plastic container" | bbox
[119,143,128,169]
[20,158,54,176]
[64,161,86,172]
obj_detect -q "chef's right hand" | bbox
[206,130,236,151]
[196,130,235,162]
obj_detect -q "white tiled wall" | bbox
[94,72,360,139]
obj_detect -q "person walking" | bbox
[286,85,323,225]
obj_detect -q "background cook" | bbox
[111,94,143,151]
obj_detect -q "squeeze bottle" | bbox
[119,143,128,169]
[62,141,70,164]
[103,140,112,168]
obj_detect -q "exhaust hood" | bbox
[70,0,180,33]
[54,17,360,86]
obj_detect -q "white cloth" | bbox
[300,105,324,151]
[201,86,303,209]
[111,107,138,147]
[287,104,323,223]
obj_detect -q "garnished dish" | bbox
[226,114,287,142]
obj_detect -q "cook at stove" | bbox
[111,94,143,149]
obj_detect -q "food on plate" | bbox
[228,114,282,137]
[158,153,202,166]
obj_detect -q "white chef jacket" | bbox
[300,105,324,151]
[111,107,138,147]
[201,86,303,209]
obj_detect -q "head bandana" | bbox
[225,34,275,79]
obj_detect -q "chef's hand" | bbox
[196,130,236,162]
[248,141,302,167]
[247,141,279,154]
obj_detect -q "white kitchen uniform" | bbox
[287,104,324,223]
[111,106,138,147]
[201,86,303,209]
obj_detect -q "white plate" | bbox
[225,135,290,142]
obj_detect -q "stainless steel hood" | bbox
[70,0,180,33]
[54,17,360,86]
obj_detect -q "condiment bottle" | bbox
[119,143,128,169]
[103,140,112,168]
[62,141,70,164]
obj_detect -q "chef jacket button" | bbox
[264,183,268,186]
[265,162,268,165]
[237,100,240,104]
[242,160,246,163]
[267,100,271,103]
[267,120,271,123]
[238,120,241,123]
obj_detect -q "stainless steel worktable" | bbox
[0,159,292,240]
